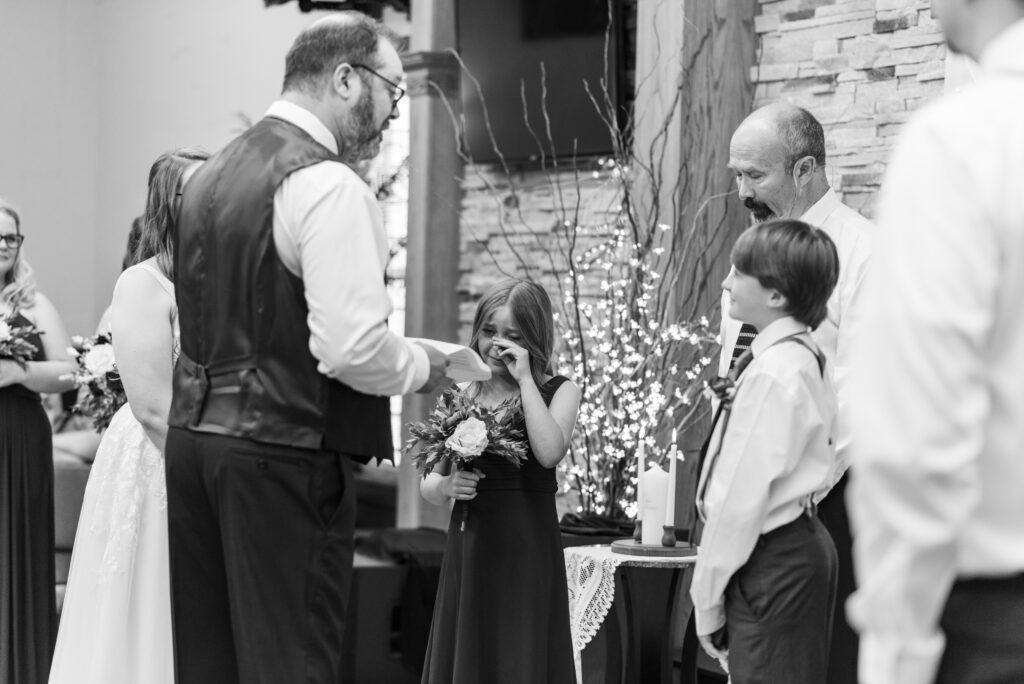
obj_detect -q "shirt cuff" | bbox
[692,603,726,638]
[407,340,431,392]
[858,632,945,684]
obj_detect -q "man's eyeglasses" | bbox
[351,64,406,110]
[0,234,24,249]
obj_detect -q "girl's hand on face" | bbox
[492,337,531,384]
[444,468,486,501]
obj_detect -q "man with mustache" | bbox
[717,103,873,684]
[165,12,448,684]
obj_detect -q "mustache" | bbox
[743,197,775,221]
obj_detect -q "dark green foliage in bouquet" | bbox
[404,386,530,477]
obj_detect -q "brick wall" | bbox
[456,0,946,338]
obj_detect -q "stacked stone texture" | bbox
[456,0,945,337]
[753,0,945,215]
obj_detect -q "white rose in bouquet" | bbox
[445,416,489,458]
[82,344,117,376]
[0,320,10,343]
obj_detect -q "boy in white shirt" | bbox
[691,218,840,683]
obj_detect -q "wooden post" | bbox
[632,0,757,532]
[396,0,463,530]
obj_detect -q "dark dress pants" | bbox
[935,573,1024,684]
[165,427,356,684]
[818,472,857,684]
[725,514,838,684]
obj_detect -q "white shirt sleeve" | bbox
[847,114,994,684]
[273,160,429,396]
[828,227,872,488]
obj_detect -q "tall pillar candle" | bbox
[641,466,669,545]
[664,429,678,527]
[635,428,645,522]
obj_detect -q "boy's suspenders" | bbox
[782,333,827,379]
[779,333,829,517]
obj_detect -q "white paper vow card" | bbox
[409,338,492,383]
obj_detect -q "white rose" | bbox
[82,344,117,375]
[445,417,489,458]
[0,321,10,342]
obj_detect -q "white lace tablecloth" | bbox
[564,544,698,683]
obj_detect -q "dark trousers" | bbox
[936,573,1024,684]
[165,427,356,684]
[818,472,857,684]
[725,514,838,684]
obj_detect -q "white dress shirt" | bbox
[847,20,1024,684]
[692,316,838,636]
[718,189,872,489]
[266,100,428,396]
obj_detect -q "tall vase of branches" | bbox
[440,0,754,524]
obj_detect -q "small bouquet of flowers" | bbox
[404,387,530,529]
[0,315,40,367]
[66,332,127,431]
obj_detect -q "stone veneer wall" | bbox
[753,0,945,215]
[455,0,945,340]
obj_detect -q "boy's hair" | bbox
[469,279,555,387]
[731,218,839,329]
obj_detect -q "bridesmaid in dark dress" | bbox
[420,280,580,684]
[0,200,75,684]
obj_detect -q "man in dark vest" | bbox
[165,13,448,683]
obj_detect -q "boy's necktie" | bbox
[729,322,758,372]
[697,348,754,522]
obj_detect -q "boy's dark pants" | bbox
[165,427,356,684]
[724,514,838,684]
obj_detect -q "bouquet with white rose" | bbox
[405,386,530,529]
[65,332,127,431]
[0,315,41,367]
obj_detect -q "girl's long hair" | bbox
[0,199,37,312]
[469,279,555,388]
[134,147,209,280]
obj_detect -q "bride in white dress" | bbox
[49,148,207,684]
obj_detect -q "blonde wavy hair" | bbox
[0,199,38,312]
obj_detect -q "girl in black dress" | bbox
[420,279,580,684]
[0,199,75,684]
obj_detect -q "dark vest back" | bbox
[168,116,392,463]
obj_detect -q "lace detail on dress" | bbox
[78,404,167,577]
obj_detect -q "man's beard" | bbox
[340,91,385,163]
[744,197,775,222]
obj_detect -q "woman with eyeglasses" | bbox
[0,198,76,684]
[47,148,207,684]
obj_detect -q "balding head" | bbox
[739,103,826,169]
[728,103,829,221]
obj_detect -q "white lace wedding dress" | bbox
[49,261,177,684]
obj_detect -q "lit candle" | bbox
[641,466,668,545]
[635,427,645,522]
[665,429,678,527]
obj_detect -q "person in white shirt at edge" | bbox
[847,2,1024,683]
[692,218,840,684]
[722,102,872,684]
[163,12,448,684]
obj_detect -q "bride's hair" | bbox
[0,198,37,312]
[134,147,209,280]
